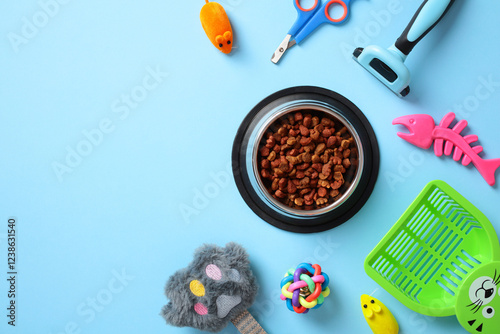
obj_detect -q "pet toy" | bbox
[280,263,330,314]
[365,180,500,334]
[161,242,267,333]
[361,294,399,334]
[393,112,500,186]
[200,1,233,54]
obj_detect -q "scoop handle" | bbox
[395,0,455,55]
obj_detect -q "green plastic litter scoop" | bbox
[365,180,500,334]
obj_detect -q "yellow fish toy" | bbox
[361,294,399,334]
[200,1,233,54]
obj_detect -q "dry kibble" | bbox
[300,137,312,146]
[331,180,342,190]
[318,179,330,188]
[297,162,310,171]
[334,172,343,181]
[322,129,332,138]
[261,159,270,169]
[301,152,312,163]
[266,136,276,148]
[298,177,310,189]
[300,188,311,196]
[274,168,285,177]
[343,158,351,169]
[279,178,287,190]
[326,136,337,148]
[337,127,347,136]
[322,163,332,177]
[316,198,328,206]
[267,151,277,161]
[275,189,287,199]
[312,116,320,127]
[286,155,302,165]
[312,163,322,173]
[271,178,279,191]
[314,124,324,134]
[315,143,326,155]
[320,153,330,164]
[294,198,304,206]
[294,112,303,122]
[334,165,343,173]
[321,118,334,127]
[310,129,320,141]
[261,169,271,179]
[332,156,342,165]
[287,180,297,194]
[279,160,289,172]
[258,111,358,210]
[304,189,316,202]
[260,146,270,157]
[303,116,312,128]
[299,125,310,136]
[341,139,350,149]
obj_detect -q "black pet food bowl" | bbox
[232,87,379,233]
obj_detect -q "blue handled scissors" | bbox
[271,0,353,64]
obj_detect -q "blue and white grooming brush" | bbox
[353,0,456,98]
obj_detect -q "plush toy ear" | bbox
[224,242,250,268]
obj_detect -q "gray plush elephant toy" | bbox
[161,242,267,333]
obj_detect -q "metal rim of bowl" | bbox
[250,100,364,217]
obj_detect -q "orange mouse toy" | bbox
[200,1,233,54]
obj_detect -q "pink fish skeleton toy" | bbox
[393,112,500,186]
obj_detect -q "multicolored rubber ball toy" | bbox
[280,263,330,314]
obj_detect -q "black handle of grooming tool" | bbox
[395,0,455,56]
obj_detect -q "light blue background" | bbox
[1,0,499,333]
